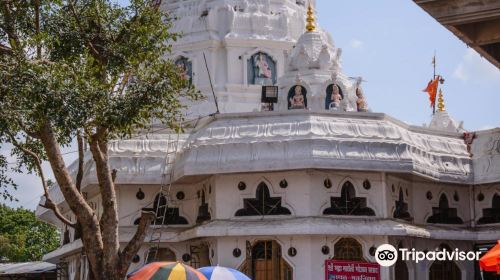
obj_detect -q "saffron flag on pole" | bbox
[422,76,440,108]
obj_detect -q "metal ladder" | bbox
[144,132,181,263]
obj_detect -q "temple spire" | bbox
[306,3,316,32]
[437,89,445,112]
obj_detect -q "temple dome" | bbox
[287,28,341,72]
[429,110,464,133]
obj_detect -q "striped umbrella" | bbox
[198,266,250,280]
[128,262,207,280]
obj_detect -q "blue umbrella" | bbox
[198,266,250,280]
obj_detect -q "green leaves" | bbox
[0,204,59,262]
[0,0,200,184]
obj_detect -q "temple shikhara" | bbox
[35,1,500,279]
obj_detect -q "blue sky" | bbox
[3,0,500,210]
[316,0,500,129]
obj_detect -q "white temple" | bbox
[36,1,500,279]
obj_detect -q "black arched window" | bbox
[393,188,412,221]
[150,193,188,225]
[477,194,500,224]
[235,182,291,216]
[427,194,463,224]
[323,181,375,216]
[196,190,211,224]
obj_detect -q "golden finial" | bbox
[306,3,316,32]
[437,88,445,112]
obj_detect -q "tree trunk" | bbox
[38,122,153,279]
[38,122,106,278]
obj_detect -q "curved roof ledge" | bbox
[174,110,472,183]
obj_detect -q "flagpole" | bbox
[432,53,436,114]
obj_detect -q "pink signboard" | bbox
[325,260,381,280]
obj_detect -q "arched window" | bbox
[429,245,461,280]
[248,52,277,85]
[235,182,291,216]
[63,227,70,245]
[393,188,412,221]
[146,247,176,263]
[426,194,463,224]
[288,85,307,109]
[477,193,500,224]
[325,84,343,110]
[151,193,188,225]
[333,238,365,261]
[323,181,375,216]
[175,56,192,84]
[239,240,293,280]
[196,190,211,224]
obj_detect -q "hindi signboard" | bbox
[325,260,380,280]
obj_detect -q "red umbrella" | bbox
[479,241,500,274]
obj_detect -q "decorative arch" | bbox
[426,194,463,224]
[323,181,375,216]
[333,238,366,261]
[235,182,292,216]
[151,193,189,225]
[477,193,500,224]
[247,51,277,85]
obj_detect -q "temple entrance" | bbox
[333,238,366,261]
[394,259,409,280]
[240,240,293,280]
[429,260,461,280]
[189,243,211,269]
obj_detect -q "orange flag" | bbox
[422,76,440,108]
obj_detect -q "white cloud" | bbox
[453,49,500,83]
[350,39,364,49]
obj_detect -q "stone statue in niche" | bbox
[355,78,368,112]
[175,56,192,84]
[248,52,276,85]
[325,84,343,110]
[288,85,307,109]
[255,53,272,79]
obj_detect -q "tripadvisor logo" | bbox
[375,244,481,267]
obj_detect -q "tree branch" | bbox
[0,0,22,53]
[67,0,101,58]
[0,44,13,56]
[88,127,120,270]
[76,130,84,192]
[119,210,155,275]
[6,132,75,227]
